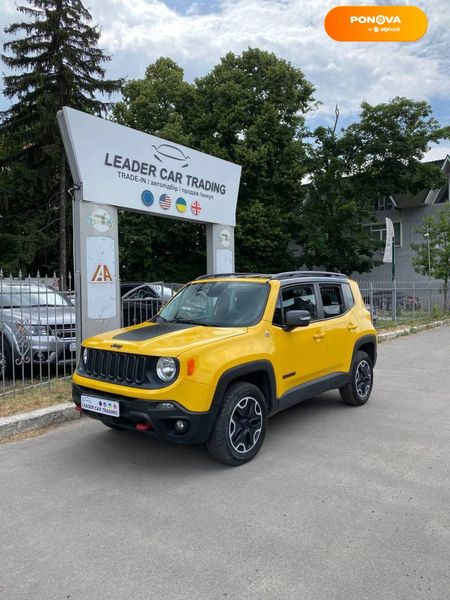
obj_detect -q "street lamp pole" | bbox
[424,227,432,315]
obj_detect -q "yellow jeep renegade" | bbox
[73,272,377,465]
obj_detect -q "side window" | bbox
[275,285,318,323]
[341,283,355,310]
[320,285,345,318]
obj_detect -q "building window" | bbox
[370,222,402,247]
[374,197,394,211]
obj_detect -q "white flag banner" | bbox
[383,217,395,263]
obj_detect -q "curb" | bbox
[0,319,449,441]
[0,402,80,441]
[377,318,450,343]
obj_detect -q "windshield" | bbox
[155,281,269,327]
[0,286,71,308]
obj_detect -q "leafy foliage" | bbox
[0,0,122,276]
[114,50,316,280]
[298,98,449,274]
[412,204,450,311]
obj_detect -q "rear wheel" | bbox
[340,351,373,406]
[207,381,267,466]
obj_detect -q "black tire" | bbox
[103,422,125,431]
[206,381,268,466]
[340,350,373,406]
[0,336,13,380]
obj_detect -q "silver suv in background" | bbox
[0,282,76,379]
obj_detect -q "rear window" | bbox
[320,285,345,318]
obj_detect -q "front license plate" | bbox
[81,394,120,417]
[69,341,76,352]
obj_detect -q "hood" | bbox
[2,306,76,326]
[84,322,246,356]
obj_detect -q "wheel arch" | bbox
[209,360,277,425]
[353,335,377,367]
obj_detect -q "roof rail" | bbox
[270,271,349,280]
[195,273,271,280]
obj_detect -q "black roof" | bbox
[195,271,349,282]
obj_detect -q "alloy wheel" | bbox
[229,396,263,454]
[355,360,371,398]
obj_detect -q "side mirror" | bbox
[284,310,311,330]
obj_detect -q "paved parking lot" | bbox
[0,326,449,600]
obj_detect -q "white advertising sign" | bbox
[383,217,395,263]
[59,107,241,226]
[86,236,117,319]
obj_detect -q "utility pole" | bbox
[424,227,432,315]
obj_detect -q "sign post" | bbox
[57,107,242,350]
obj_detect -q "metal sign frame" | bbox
[57,108,240,355]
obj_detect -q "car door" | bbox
[319,282,359,375]
[271,283,327,398]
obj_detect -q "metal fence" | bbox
[1,272,448,399]
[357,280,449,325]
[0,271,181,400]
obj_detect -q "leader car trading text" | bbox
[104,152,227,195]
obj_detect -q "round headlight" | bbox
[156,357,177,382]
[82,347,88,364]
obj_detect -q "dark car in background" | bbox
[371,291,422,312]
[121,282,176,327]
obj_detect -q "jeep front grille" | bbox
[78,348,174,389]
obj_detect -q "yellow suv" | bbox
[73,272,376,465]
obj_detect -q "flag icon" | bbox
[141,190,154,207]
[159,194,171,210]
[176,197,187,213]
[191,200,202,216]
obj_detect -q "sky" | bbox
[1,0,449,160]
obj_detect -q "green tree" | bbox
[113,58,204,282]
[412,204,450,313]
[299,98,450,273]
[1,0,122,278]
[298,125,378,274]
[113,50,316,279]
[344,97,449,196]
[192,48,316,272]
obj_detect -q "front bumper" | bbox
[72,384,215,445]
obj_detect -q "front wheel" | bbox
[207,382,268,466]
[340,350,374,406]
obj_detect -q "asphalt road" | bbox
[1,327,449,600]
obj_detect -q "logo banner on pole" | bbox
[383,217,395,263]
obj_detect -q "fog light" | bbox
[155,402,175,410]
[174,419,188,433]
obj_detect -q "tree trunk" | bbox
[59,151,67,288]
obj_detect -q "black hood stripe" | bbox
[112,323,197,342]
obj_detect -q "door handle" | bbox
[313,332,325,340]
[347,322,358,331]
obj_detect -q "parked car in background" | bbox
[121,282,176,327]
[372,291,422,312]
[0,282,76,378]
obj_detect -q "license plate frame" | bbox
[80,394,120,417]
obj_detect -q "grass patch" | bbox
[0,379,71,418]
